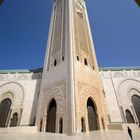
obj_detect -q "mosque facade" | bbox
[0,0,140,134]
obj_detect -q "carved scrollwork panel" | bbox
[0,82,24,108]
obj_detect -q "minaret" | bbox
[36,0,108,134]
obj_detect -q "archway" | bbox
[10,113,18,127]
[125,109,135,123]
[46,99,57,132]
[132,95,140,122]
[0,98,12,127]
[87,98,99,131]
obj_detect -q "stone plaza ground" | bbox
[0,130,140,140]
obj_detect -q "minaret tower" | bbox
[36,0,108,134]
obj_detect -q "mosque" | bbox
[0,0,140,134]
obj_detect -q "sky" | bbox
[0,0,140,70]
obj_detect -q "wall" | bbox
[0,72,41,126]
[100,69,140,124]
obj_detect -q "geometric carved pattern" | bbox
[74,1,94,68]
[43,87,64,115]
[0,75,4,80]
[118,79,140,106]
[47,0,65,69]
[78,84,99,115]
[17,74,30,80]
[0,73,41,81]
[113,72,126,78]
[0,82,24,108]
[137,72,140,77]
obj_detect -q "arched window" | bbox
[84,58,88,66]
[132,95,140,122]
[46,99,57,133]
[125,109,135,123]
[77,56,79,61]
[0,98,12,127]
[59,118,63,133]
[54,59,57,66]
[62,56,64,61]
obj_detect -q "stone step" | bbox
[0,126,37,134]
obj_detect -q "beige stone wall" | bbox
[73,62,108,132]
[73,0,95,69]
[72,0,108,132]
[0,72,41,126]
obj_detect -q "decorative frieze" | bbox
[118,79,140,106]
[113,72,126,78]
[40,84,65,116]
[0,73,41,81]
[0,82,24,108]
[78,82,100,114]
[101,70,140,79]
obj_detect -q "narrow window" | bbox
[59,118,63,133]
[39,119,43,132]
[84,58,88,66]
[77,12,83,19]
[81,117,86,132]
[101,118,105,130]
[77,56,79,61]
[47,67,49,71]
[62,56,64,61]
[102,90,106,97]
[54,59,57,66]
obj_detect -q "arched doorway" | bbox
[46,99,57,133]
[125,109,135,123]
[87,98,99,131]
[0,98,12,127]
[132,95,140,122]
[10,113,18,127]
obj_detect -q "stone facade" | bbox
[0,67,140,132]
[0,71,42,127]
[0,0,140,135]
[100,68,140,127]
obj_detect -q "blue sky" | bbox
[0,0,140,70]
